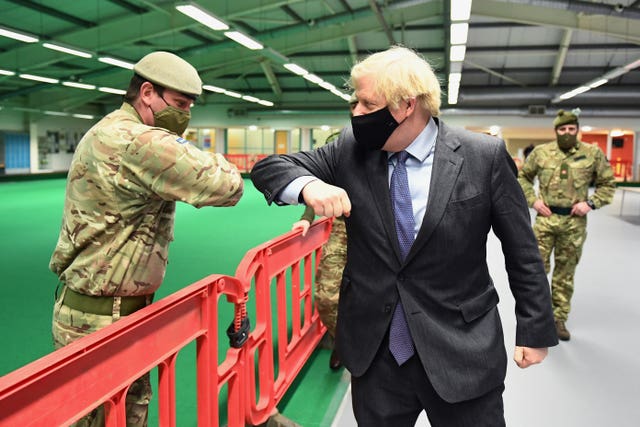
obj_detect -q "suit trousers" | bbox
[351,334,505,427]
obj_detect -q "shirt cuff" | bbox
[278,176,318,205]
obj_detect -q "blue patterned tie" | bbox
[388,151,416,365]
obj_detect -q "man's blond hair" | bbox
[349,46,441,116]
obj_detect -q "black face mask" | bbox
[351,106,401,151]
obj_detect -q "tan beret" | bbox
[134,51,202,97]
[553,109,579,128]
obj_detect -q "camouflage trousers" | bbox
[533,214,587,322]
[52,286,152,427]
[315,216,347,338]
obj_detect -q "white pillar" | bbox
[215,127,226,153]
[29,121,39,173]
[634,131,640,181]
[300,128,312,151]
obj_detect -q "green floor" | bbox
[0,178,349,426]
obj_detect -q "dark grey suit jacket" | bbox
[250,118,558,403]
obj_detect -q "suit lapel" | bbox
[406,121,463,263]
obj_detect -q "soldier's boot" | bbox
[254,409,302,427]
[555,320,571,341]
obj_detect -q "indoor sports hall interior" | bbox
[1,1,639,426]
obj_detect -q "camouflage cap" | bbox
[553,109,579,128]
[134,51,202,97]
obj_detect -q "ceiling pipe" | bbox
[530,0,640,20]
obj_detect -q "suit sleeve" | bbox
[250,135,342,205]
[490,141,558,348]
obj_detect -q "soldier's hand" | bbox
[292,220,311,236]
[533,200,551,217]
[301,180,351,218]
[571,201,591,217]
[514,346,548,368]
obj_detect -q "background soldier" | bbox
[518,109,615,341]
[291,97,356,371]
[50,51,244,426]
[292,206,346,370]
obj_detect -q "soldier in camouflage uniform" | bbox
[293,206,346,370]
[50,51,244,427]
[518,109,615,341]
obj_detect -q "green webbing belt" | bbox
[62,286,150,316]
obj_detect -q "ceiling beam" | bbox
[368,0,396,45]
[464,60,527,87]
[472,0,640,44]
[194,1,443,80]
[550,29,573,86]
[259,60,283,97]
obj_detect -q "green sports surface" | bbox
[0,177,349,426]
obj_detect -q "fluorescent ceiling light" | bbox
[248,125,258,131]
[43,42,92,58]
[99,87,126,95]
[449,72,462,84]
[623,58,640,70]
[203,84,225,93]
[98,56,134,70]
[176,4,228,30]
[558,86,589,100]
[242,95,259,102]
[0,69,15,76]
[449,62,462,73]
[72,114,95,120]
[319,81,336,91]
[44,111,69,116]
[258,100,274,106]
[330,88,344,97]
[63,81,96,90]
[19,73,59,84]
[450,23,469,45]
[223,90,242,98]
[451,0,472,21]
[224,31,263,50]
[587,78,607,89]
[303,73,323,84]
[0,26,38,43]
[284,63,308,76]
[610,129,624,137]
[450,45,467,62]
[340,93,351,102]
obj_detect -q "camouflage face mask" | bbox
[153,105,190,135]
[556,133,577,151]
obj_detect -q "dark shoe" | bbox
[329,349,342,370]
[256,410,302,427]
[555,320,571,341]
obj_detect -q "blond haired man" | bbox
[251,46,557,427]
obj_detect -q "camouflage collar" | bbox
[120,102,143,123]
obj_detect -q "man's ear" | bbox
[406,97,417,115]
[139,81,155,106]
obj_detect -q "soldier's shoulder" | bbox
[579,141,604,156]
[135,128,190,148]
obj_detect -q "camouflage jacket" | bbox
[518,140,615,209]
[50,103,244,296]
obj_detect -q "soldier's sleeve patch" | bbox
[176,137,189,144]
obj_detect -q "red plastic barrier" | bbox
[236,218,331,425]
[0,218,333,427]
[223,154,268,173]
